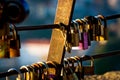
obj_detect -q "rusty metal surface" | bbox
[47,0,75,64]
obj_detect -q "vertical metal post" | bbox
[47,0,75,64]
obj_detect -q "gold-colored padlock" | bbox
[9,24,20,58]
[0,23,10,58]
[63,58,78,80]
[0,36,10,58]
[83,55,94,75]
[97,15,108,40]
[70,21,79,47]
[72,56,84,80]
[46,61,59,80]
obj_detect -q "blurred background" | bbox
[0,0,120,77]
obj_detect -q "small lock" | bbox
[0,23,10,58]
[9,24,20,58]
[75,19,84,50]
[83,55,94,75]
[46,61,61,80]
[72,56,84,80]
[95,16,105,41]
[81,19,89,50]
[64,58,79,80]
[97,15,108,40]
[84,16,95,41]
[6,68,19,80]
[10,36,20,57]
[70,21,79,47]
[0,36,10,58]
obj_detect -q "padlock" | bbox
[93,17,100,41]
[62,58,68,80]
[83,55,94,75]
[62,67,67,80]
[16,70,23,80]
[84,16,94,41]
[0,36,10,58]
[82,32,89,50]
[9,24,20,58]
[70,20,79,47]
[95,17,102,41]
[81,19,89,50]
[46,61,56,79]
[97,15,108,40]
[20,66,31,80]
[70,56,84,80]
[63,58,78,80]
[75,19,84,50]
[37,62,50,80]
[91,17,97,41]
[26,65,37,80]
[83,18,91,46]
[94,16,105,41]
[74,56,85,80]
[31,63,43,80]
[0,23,10,58]
[6,68,19,80]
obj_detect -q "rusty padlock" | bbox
[83,55,94,75]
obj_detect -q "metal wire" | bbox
[16,24,60,31]
[1,14,120,78]
[1,50,120,78]
[16,14,120,31]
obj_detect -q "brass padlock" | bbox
[70,20,79,47]
[97,15,108,40]
[83,55,94,75]
[0,36,10,58]
[0,23,10,58]
[37,62,47,80]
[9,24,20,58]
[46,61,61,80]
[63,58,78,80]
[20,66,31,80]
[95,16,105,41]
[71,56,84,80]
[75,19,84,50]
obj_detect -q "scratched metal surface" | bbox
[47,0,75,64]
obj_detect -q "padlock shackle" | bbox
[10,24,18,40]
[82,55,94,66]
